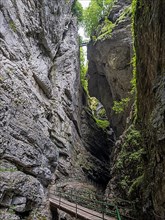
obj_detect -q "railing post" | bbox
[71,189,73,201]
[102,200,105,220]
[102,211,105,220]
[116,206,121,220]
[59,191,61,208]
[75,193,77,219]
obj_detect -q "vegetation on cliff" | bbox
[72,0,83,23]
[83,0,114,36]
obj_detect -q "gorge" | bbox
[0,0,165,220]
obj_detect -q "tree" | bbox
[83,0,114,36]
[72,0,83,23]
[80,43,88,93]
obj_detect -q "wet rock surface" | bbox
[134,1,165,218]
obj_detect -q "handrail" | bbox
[49,188,122,219]
[116,206,121,220]
[50,192,107,219]
[51,188,137,219]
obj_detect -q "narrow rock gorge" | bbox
[0,0,165,219]
[0,0,112,219]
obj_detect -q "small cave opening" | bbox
[15,210,31,219]
[46,111,53,122]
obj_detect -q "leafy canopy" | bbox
[80,47,88,93]
[72,0,83,23]
[83,0,114,36]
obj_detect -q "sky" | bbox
[79,0,90,8]
[78,0,90,39]
[79,1,90,61]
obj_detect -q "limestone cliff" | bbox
[106,0,165,219]
[87,0,133,137]
[134,0,165,219]
[0,0,112,219]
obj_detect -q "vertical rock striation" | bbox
[0,0,113,219]
[134,0,165,219]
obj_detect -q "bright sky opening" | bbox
[78,0,90,40]
[79,0,90,8]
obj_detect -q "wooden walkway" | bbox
[49,194,116,220]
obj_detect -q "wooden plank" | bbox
[49,195,116,220]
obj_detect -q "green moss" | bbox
[96,17,115,41]
[116,5,132,24]
[128,174,144,195]
[132,0,138,17]
[125,127,141,145]
[0,168,17,172]
[95,118,110,129]
[98,108,106,118]
[114,125,145,199]
[9,20,17,32]
[112,97,130,114]
[131,0,138,119]
[120,176,130,190]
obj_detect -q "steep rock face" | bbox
[0,0,77,218]
[0,0,112,219]
[87,0,132,136]
[134,0,165,219]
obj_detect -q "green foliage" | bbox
[126,127,141,146]
[96,17,115,41]
[89,97,99,112]
[72,0,83,23]
[80,45,88,93]
[87,96,109,129]
[83,0,114,36]
[132,0,138,17]
[98,108,106,118]
[131,0,138,117]
[114,125,145,199]
[128,174,144,196]
[112,97,130,114]
[0,168,17,172]
[95,118,110,129]
[116,5,132,24]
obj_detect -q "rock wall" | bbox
[134,0,165,219]
[105,1,165,219]
[87,0,133,137]
[0,0,113,219]
[0,0,68,218]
